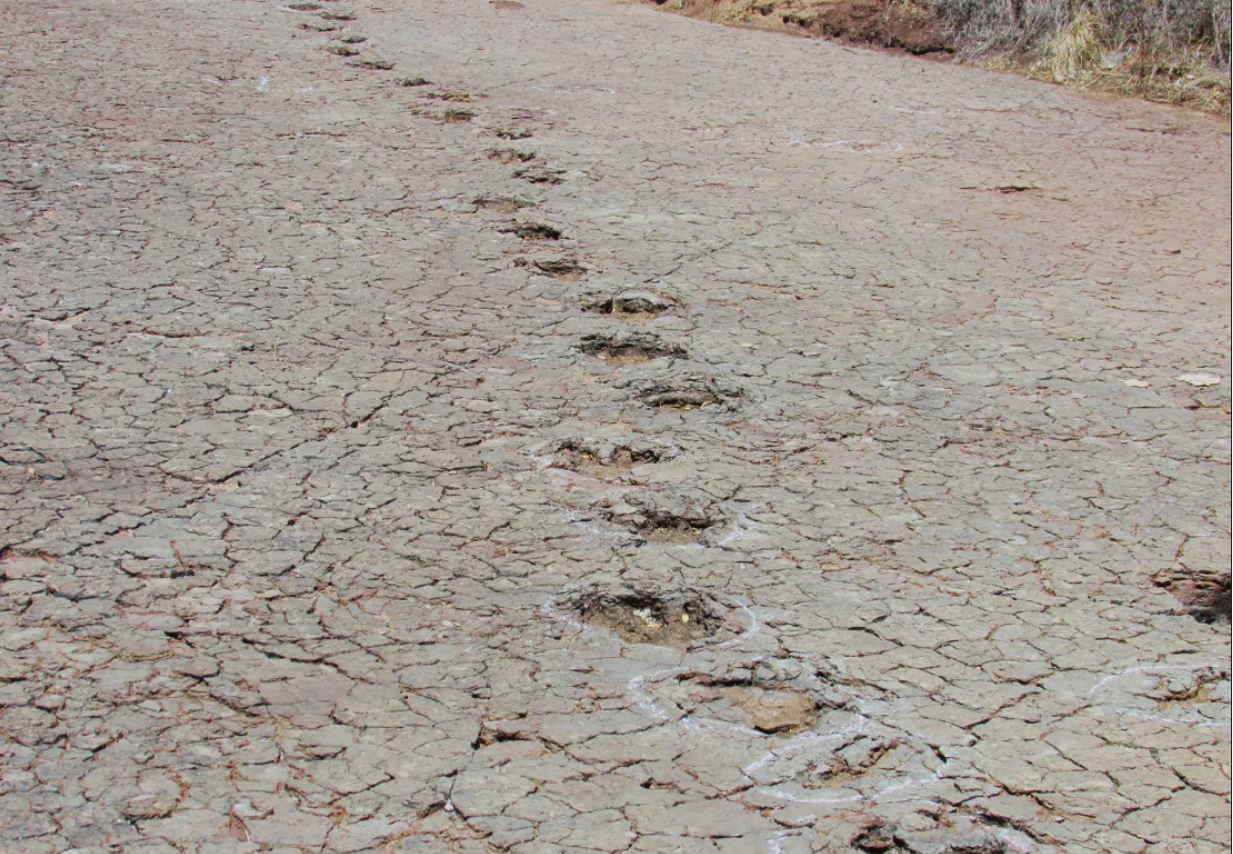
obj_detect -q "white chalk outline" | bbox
[538,589,1231,852]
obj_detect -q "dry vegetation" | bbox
[936,0,1231,111]
[650,0,1232,111]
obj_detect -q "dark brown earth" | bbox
[573,588,725,648]
[1155,565,1233,624]
[651,0,953,55]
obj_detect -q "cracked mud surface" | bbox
[0,0,1229,852]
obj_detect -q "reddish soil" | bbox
[650,0,953,55]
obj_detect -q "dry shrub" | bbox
[932,0,1229,59]
[927,0,1230,109]
[1047,10,1103,81]
[927,0,1061,54]
[1208,0,1228,67]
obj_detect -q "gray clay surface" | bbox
[0,0,1229,852]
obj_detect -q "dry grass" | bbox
[1111,48,1230,111]
[653,0,786,27]
[702,0,764,24]
[1046,11,1103,81]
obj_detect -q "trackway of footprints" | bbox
[1,3,1226,854]
[292,1,742,548]
[293,8,1036,850]
[288,5,1227,852]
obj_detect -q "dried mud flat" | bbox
[0,0,1229,853]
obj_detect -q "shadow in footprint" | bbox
[639,387,722,410]
[579,333,685,365]
[500,223,561,241]
[349,58,396,71]
[518,258,586,280]
[475,196,534,214]
[584,290,676,320]
[549,437,670,479]
[486,148,536,164]
[515,167,563,184]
